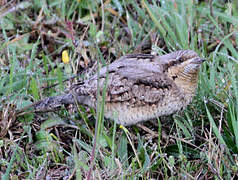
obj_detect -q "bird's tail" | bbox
[17,92,92,115]
[33,93,75,112]
[17,93,76,114]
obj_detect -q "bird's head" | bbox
[159,50,205,93]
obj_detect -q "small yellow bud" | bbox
[62,50,70,64]
[119,125,129,133]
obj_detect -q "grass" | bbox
[0,0,238,179]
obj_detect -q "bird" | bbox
[23,50,205,126]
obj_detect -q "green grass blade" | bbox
[30,77,39,100]
[205,105,226,145]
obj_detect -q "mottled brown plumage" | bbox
[29,50,205,126]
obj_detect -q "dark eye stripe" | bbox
[176,57,185,62]
[167,58,184,68]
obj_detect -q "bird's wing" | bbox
[106,66,175,105]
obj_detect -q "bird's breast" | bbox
[103,90,193,126]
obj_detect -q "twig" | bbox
[209,0,214,18]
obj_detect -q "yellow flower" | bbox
[119,125,129,133]
[62,50,70,64]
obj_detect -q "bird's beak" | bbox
[192,58,206,64]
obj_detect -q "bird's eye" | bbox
[176,57,184,62]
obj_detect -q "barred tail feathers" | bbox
[33,93,76,112]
